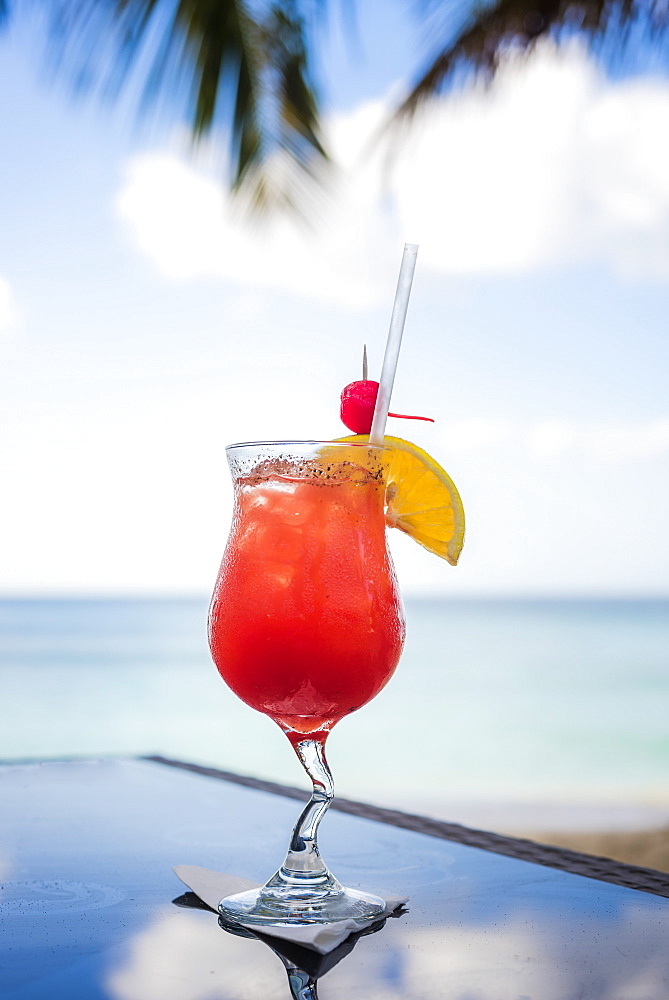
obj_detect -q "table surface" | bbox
[2,757,669,999]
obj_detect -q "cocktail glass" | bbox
[209,440,405,927]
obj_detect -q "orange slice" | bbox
[336,434,465,565]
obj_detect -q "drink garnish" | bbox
[340,379,434,434]
[336,244,463,564]
[336,434,465,566]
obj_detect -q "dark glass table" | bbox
[2,756,668,999]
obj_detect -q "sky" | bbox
[1,4,669,596]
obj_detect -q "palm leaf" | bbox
[43,0,330,214]
[394,0,668,123]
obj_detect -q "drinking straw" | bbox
[369,243,419,446]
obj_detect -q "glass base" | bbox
[218,883,386,928]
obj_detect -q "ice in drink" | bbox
[209,452,405,738]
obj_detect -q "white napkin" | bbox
[174,864,407,955]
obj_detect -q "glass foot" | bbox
[218,883,386,927]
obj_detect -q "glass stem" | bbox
[279,738,335,885]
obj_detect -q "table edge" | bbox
[2,754,666,900]
[144,754,669,900]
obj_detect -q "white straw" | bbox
[369,243,419,446]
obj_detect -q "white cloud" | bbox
[115,44,669,298]
[104,894,669,1000]
[439,418,515,453]
[114,110,395,310]
[394,43,669,277]
[585,420,669,460]
[393,48,585,274]
[441,417,669,461]
[526,418,669,460]
[106,912,282,1000]
[0,276,19,334]
[525,420,579,458]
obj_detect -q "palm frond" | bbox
[42,0,330,214]
[394,0,668,123]
[232,2,330,212]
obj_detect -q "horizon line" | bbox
[1,590,669,602]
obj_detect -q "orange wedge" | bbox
[336,435,465,565]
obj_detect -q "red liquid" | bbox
[209,460,405,738]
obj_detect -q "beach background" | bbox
[3,595,668,870]
[2,4,669,876]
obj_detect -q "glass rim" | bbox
[225,439,388,452]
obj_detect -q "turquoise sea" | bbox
[2,597,668,831]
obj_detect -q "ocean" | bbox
[2,597,668,832]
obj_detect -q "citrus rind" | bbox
[335,434,465,565]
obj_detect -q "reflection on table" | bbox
[1,757,668,999]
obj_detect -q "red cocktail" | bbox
[209,445,404,741]
[209,441,404,926]
[206,246,465,929]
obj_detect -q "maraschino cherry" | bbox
[340,379,434,434]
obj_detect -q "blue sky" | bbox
[1,4,669,595]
